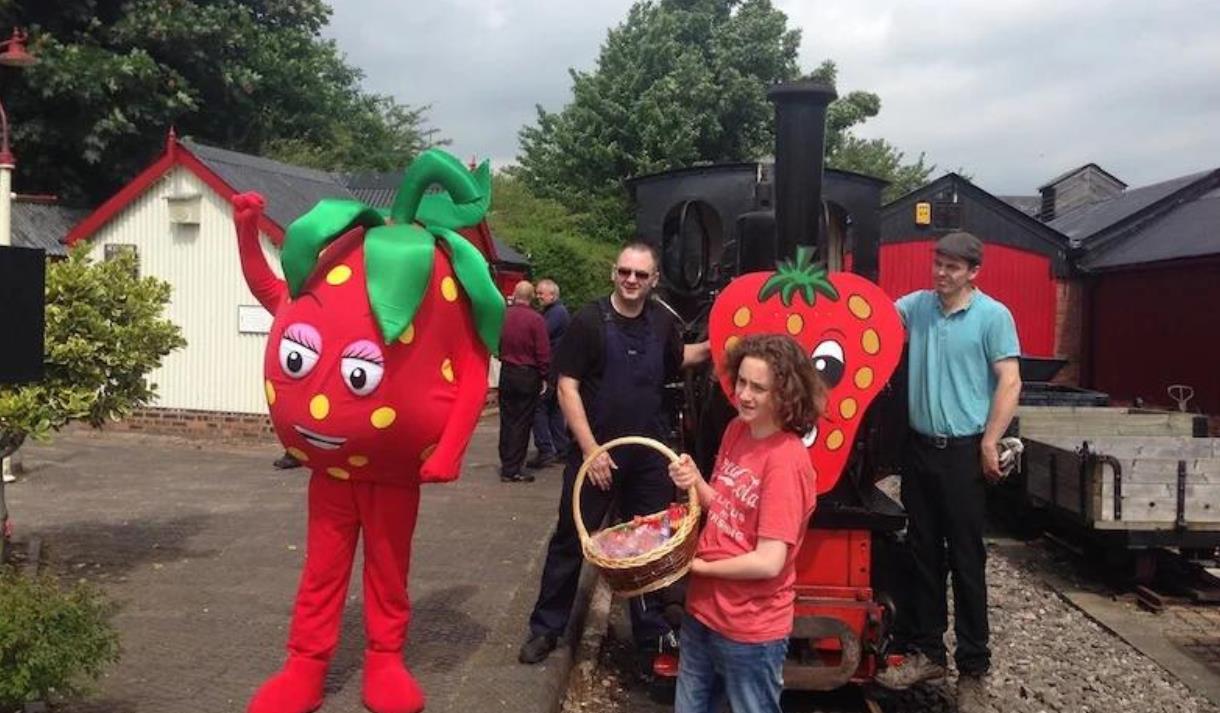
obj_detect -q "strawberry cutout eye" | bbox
[340,340,385,396]
[280,323,322,379]
[811,339,846,387]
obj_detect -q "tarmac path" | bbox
[8,417,569,713]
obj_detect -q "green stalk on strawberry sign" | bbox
[758,246,840,307]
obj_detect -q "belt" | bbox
[912,431,983,449]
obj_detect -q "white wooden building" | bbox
[66,133,520,419]
[65,134,335,414]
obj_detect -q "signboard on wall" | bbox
[238,305,274,334]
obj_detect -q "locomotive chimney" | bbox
[767,81,837,263]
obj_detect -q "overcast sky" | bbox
[324,0,1220,195]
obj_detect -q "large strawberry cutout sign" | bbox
[709,247,903,494]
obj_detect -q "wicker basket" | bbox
[574,436,702,598]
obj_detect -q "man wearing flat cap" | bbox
[876,232,1021,713]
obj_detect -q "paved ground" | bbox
[7,417,573,713]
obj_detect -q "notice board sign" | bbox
[238,305,274,335]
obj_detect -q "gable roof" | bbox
[67,133,297,245]
[64,132,530,273]
[184,141,352,231]
[1079,173,1220,270]
[881,173,1071,275]
[1048,169,1214,245]
[1037,162,1127,191]
[884,174,1070,246]
[13,198,87,257]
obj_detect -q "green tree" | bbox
[487,174,619,310]
[0,1,436,204]
[516,1,932,236]
[0,249,186,542]
[516,0,800,240]
[809,61,934,201]
[830,134,933,201]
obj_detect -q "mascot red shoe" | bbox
[232,149,504,713]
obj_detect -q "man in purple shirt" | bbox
[498,281,551,483]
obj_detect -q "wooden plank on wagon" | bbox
[1186,485,1220,523]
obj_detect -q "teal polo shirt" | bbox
[896,289,1020,437]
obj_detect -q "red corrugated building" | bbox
[879,174,1072,365]
[1053,168,1220,415]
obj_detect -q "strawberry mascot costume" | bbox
[232,149,504,713]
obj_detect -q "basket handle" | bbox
[571,436,701,549]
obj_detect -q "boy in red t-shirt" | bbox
[668,334,825,713]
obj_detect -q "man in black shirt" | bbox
[519,242,709,668]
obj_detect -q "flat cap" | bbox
[935,231,983,266]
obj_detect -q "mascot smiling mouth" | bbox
[293,425,347,450]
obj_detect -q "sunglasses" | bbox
[615,267,653,280]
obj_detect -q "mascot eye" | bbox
[340,358,384,396]
[811,340,846,388]
[338,340,385,396]
[278,324,321,379]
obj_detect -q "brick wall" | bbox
[1052,278,1085,385]
[112,391,502,443]
[109,407,277,442]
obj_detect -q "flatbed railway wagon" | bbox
[1015,406,1220,572]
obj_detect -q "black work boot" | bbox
[518,632,559,664]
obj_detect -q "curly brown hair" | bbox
[723,333,827,436]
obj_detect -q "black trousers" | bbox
[528,445,676,646]
[498,363,542,478]
[900,436,990,674]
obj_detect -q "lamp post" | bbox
[0,28,37,248]
[0,28,35,486]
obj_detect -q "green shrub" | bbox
[488,174,621,310]
[0,569,120,711]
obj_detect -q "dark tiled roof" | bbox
[999,195,1040,217]
[340,171,400,209]
[183,141,354,228]
[13,201,88,256]
[492,236,529,266]
[1082,186,1220,269]
[1049,170,1212,244]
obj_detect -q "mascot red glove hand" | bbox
[235,150,503,713]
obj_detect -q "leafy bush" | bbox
[0,247,186,458]
[488,174,620,310]
[0,569,120,710]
